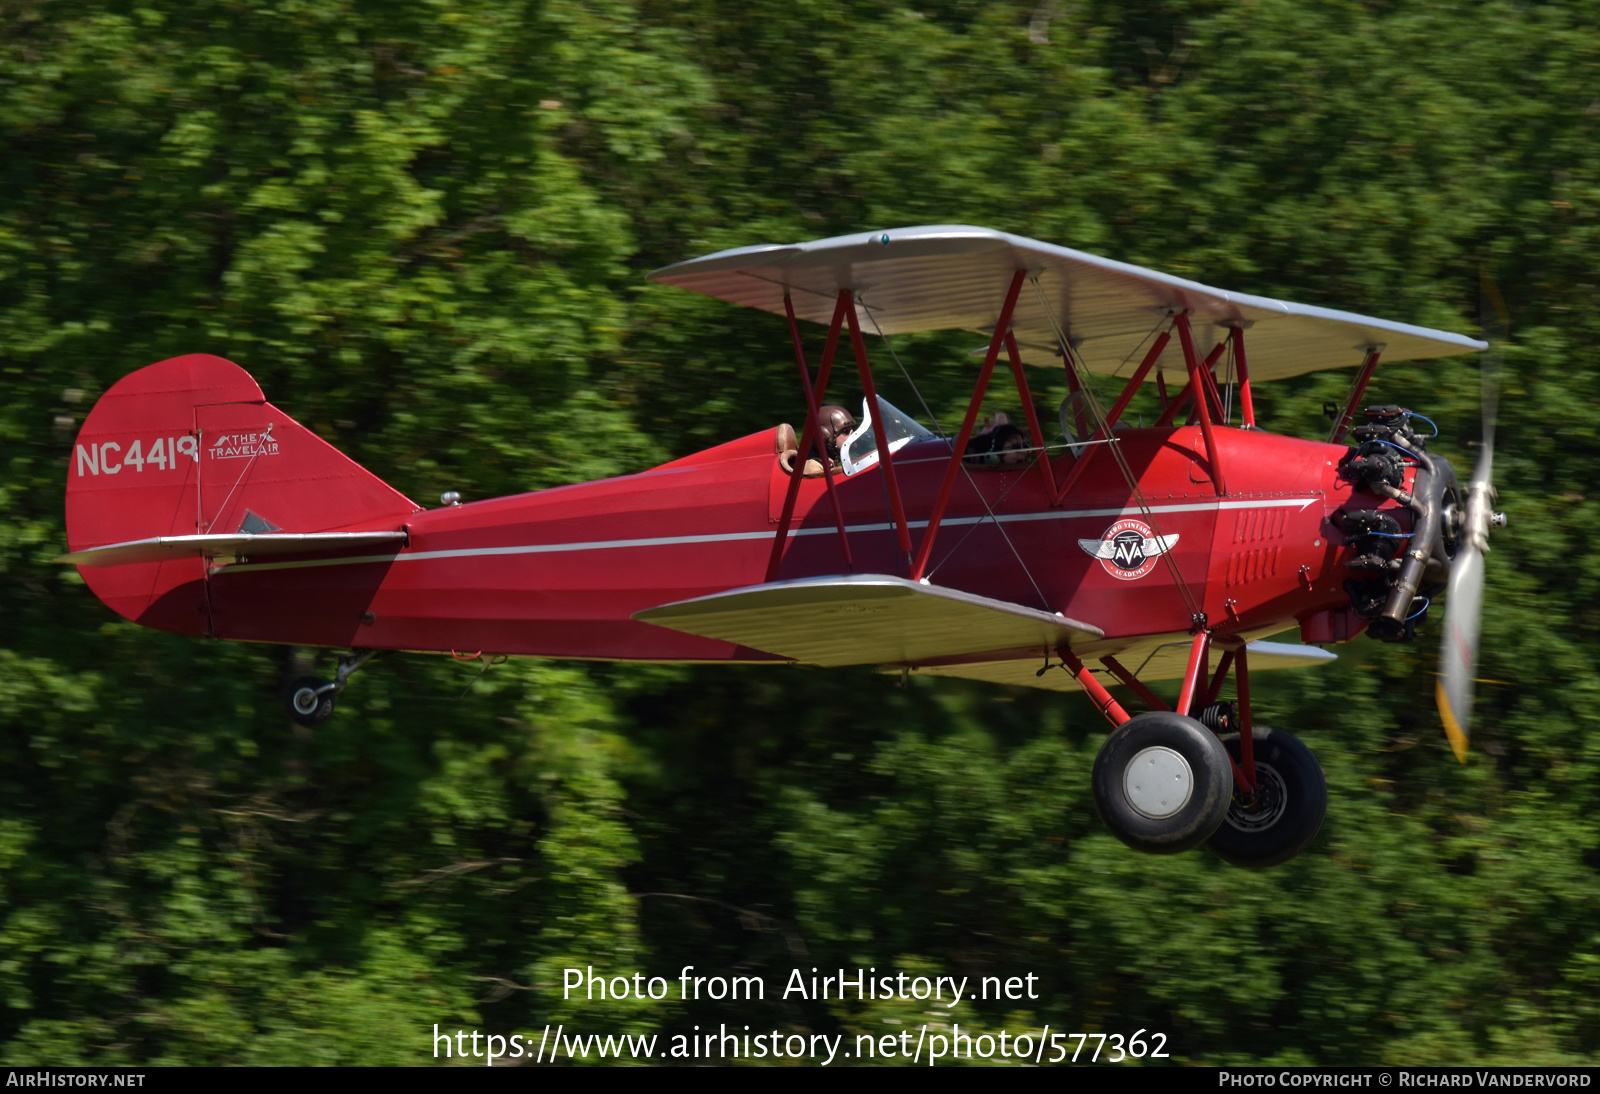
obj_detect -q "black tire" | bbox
[1206,726,1326,868]
[1091,711,1234,854]
[286,676,336,727]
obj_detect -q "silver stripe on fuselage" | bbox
[220,496,1320,575]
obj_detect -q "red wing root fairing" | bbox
[61,226,1502,867]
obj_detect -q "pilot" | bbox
[776,405,857,476]
[816,405,856,463]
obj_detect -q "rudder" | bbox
[66,354,418,633]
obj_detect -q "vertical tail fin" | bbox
[65,354,417,633]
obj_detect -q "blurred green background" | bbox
[3,0,1598,1066]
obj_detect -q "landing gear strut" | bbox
[1206,727,1326,868]
[1082,636,1325,867]
[285,648,377,727]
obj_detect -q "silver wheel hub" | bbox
[293,688,320,715]
[1124,746,1194,819]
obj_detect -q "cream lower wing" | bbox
[633,574,1104,667]
[903,638,1335,693]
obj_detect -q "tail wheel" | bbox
[286,676,336,727]
[1206,727,1326,868]
[1091,712,1233,854]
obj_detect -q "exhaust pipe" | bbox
[1369,449,1457,642]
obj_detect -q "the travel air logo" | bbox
[1078,518,1179,581]
[209,427,278,461]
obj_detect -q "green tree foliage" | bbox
[3,0,1598,1065]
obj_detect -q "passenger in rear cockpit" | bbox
[963,412,1031,469]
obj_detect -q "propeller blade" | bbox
[1438,270,1506,761]
[1436,540,1483,763]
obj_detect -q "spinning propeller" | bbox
[1435,277,1509,762]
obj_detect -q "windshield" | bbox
[839,397,934,476]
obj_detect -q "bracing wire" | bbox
[1109,315,1173,382]
[924,448,1050,603]
[950,457,1052,610]
[863,295,1048,607]
[1031,282,1204,621]
[1222,337,1235,426]
[865,302,944,437]
[208,425,274,533]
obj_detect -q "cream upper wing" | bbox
[648,225,1487,382]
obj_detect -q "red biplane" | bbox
[60,226,1504,867]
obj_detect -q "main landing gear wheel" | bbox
[286,676,336,727]
[1205,727,1326,869]
[1091,712,1234,855]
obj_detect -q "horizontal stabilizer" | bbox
[633,575,1103,667]
[904,639,1336,693]
[57,531,407,567]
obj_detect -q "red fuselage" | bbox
[191,424,1384,663]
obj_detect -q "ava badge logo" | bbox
[1078,518,1179,581]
